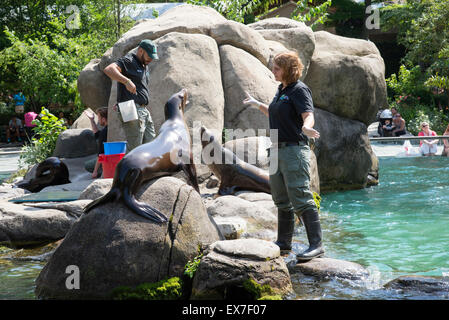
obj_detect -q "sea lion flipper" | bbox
[180,163,199,193]
[84,187,120,214]
[218,185,237,196]
[123,189,168,223]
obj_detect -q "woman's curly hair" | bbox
[273,51,304,85]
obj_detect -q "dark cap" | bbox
[139,39,159,60]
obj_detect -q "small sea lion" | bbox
[200,126,271,195]
[84,89,199,223]
[17,157,71,193]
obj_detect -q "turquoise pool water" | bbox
[293,156,449,299]
[322,157,449,277]
[1,156,448,299]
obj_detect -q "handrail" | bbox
[370,136,449,142]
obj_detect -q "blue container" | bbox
[103,141,127,155]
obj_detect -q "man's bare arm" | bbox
[103,63,136,94]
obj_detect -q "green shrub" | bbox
[19,107,66,169]
[111,277,183,300]
[184,252,203,279]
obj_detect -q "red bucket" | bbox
[98,153,125,178]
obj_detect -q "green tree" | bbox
[381,0,449,133]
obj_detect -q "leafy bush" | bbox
[19,107,66,169]
[111,277,183,300]
[184,252,203,279]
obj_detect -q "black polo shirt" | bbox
[115,53,150,106]
[95,126,108,155]
[268,80,314,143]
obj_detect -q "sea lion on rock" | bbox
[200,126,271,195]
[17,157,71,193]
[84,89,199,223]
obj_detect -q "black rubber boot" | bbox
[274,208,295,253]
[296,209,324,262]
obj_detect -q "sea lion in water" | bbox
[84,89,199,223]
[200,126,271,195]
[17,157,71,193]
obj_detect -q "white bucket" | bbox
[118,100,138,122]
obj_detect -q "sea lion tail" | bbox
[122,168,168,224]
[83,187,120,214]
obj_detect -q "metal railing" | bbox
[370,136,449,142]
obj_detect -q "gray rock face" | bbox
[384,276,449,294]
[35,177,223,299]
[313,108,377,191]
[206,194,277,240]
[22,200,92,219]
[191,239,293,299]
[147,32,224,135]
[289,257,370,280]
[71,108,99,130]
[304,31,387,125]
[0,184,30,201]
[78,179,113,200]
[77,4,388,193]
[53,129,98,159]
[0,201,76,247]
[248,17,307,30]
[77,59,111,109]
[220,44,277,132]
[257,26,315,80]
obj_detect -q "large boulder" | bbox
[77,59,111,110]
[191,239,293,299]
[257,25,316,80]
[220,44,277,132]
[98,4,270,70]
[206,193,277,240]
[106,32,225,142]
[290,257,370,280]
[71,108,98,130]
[313,108,377,191]
[248,17,306,30]
[0,201,76,247]
[147,32,224,134]
[304,31,387,125]
[384,275,449,295]
[53,129,98,159]
[35,176,223,299]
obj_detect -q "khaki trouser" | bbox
[269,142,317,214]
[119,105,156,152]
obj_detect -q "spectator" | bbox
[382,119,395,137]
[391,106,398,118]
[392,113,406,136]
[24,111,38,141]
[6,115,25,143]
[418,122,438,156]
[58,112,68,126]
[84,108,108,178]
[442,124,449,157]
[13,91,26,114]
